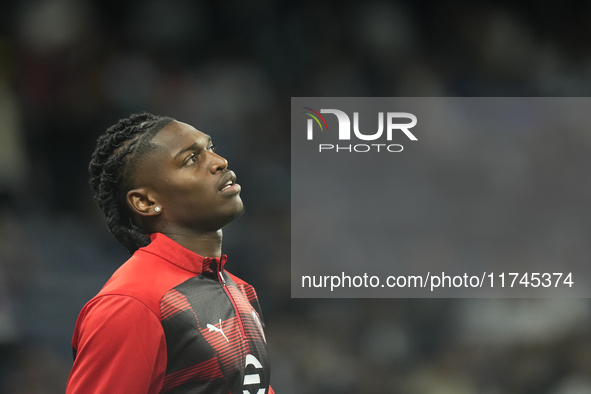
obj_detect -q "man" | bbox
[66,113,274,393]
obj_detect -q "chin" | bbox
[234,207,245,220]
[217,203,245,229]
[228,202,245,222]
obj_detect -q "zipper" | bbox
[217,258,247,339]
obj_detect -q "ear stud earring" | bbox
[154,207,161,213]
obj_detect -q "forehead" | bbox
[151,120,210,153]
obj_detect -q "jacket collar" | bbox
[137,233,228,274]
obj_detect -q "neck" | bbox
[162,230,223,258]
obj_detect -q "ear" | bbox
[126,188,160,217]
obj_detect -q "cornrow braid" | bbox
[89,112,174,254]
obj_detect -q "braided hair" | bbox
[89,112,174,254]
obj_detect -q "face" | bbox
[130,121,243,233]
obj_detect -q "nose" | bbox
[208,151,228,173]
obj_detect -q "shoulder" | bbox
[95,248,196,317]
[77,293,159,327]
[73,294,165,353]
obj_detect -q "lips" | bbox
[219,171,237,192]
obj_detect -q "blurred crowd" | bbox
[0,0,590,393]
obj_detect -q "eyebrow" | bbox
[174,136,212,160]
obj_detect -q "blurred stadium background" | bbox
[0,0,591,393]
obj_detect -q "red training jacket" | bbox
[67,233,274,394]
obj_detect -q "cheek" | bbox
[167,185,211,209]
[181,179,221,205]
[164,173,209,195]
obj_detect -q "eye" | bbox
[208,143,217,152]
[185,153,197,165]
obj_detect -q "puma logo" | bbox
[207,319,229,342]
